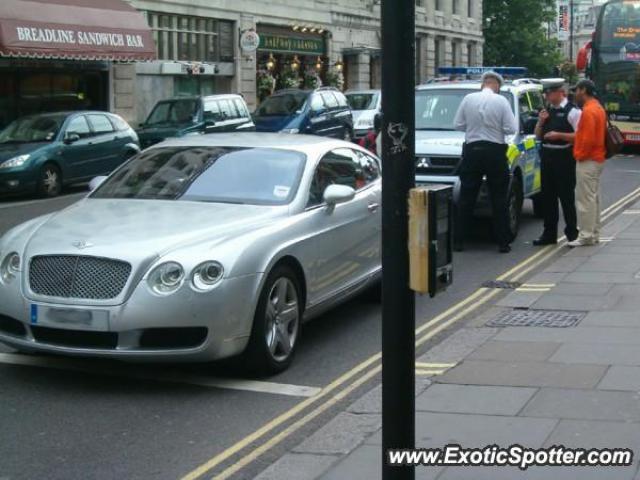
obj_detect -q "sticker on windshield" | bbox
[273,185,291,198]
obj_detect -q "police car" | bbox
[415,67,545,239]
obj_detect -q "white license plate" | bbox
[30,304,109,331]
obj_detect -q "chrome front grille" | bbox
[29,255,131,300]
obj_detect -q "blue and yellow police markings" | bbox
[506,137,541,194]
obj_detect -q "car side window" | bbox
[65,115,91,138]
[321,92,339,110]
[217,99,239,120]
[356,150,381,184]
[310,94,325,112]
[308,148,368,207]
[110,114,130,131]
[203,99,223,122]
[335,92,349,108]
[87,114,114,134]
[518,94,532,116]
[233,98,249,119]
[528,91,545,111]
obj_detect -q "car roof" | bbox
[151,132,355,155]
[416,81,542,94]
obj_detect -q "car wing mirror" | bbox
[88,175,108,192]
[323,184,355,206]
[64,133,80,144]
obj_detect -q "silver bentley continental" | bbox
[0,133,381,374]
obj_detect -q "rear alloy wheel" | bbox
[507,179,524,241]
[244,266,301,375]
[37,163,62,198]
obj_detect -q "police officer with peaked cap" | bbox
[533,79,582,245]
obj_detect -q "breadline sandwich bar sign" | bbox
[0,16,156,61]
[15,26,146,49]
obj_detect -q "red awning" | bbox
[0,0,156,61]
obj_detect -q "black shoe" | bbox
[499,244,511,253]
[533,236,557,246]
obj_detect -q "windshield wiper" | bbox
[0,139,29,144]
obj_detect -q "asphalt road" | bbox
[1,154,640,480]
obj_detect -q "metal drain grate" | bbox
[487,309,586,328]
[482,280,522,290]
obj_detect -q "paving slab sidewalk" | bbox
[255,200,640,480]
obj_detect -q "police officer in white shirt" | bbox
[453,71,519,253]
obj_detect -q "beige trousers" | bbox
[576,160,604,242]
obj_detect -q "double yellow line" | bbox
[183,184,640,480]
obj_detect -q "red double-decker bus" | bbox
[578,0,640,144]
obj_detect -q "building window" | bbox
[452,42,460,66]
[468,0,474,17]
[435,38,443,70]
[453,0,459,15]
[146,12,234,63]
[436,0,442,11]
[468,42,477,65]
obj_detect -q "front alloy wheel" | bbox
[245,266,301,375]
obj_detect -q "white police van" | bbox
[415,67,545,239]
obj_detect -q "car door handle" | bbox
[368,202,379,212]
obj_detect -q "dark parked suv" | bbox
[137,94,255,148]
[253,87,354,140]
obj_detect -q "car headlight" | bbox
[0,155,30,169]
[191,261,224,291]
[1,252,21,283]
[147,261,184,295]
[280,128,300,134]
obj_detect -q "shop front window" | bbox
[147,11,233,63]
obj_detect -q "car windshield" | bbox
[346,93,378,111]
[91,146,306,205]
[145,99,199,126]
[256,92,308,116]
[415,88,514,130]
[0,114,66,143]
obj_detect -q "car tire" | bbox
[244,265,302,375]
[532,193,544,219]
[37,163,62,198]
[507,178,524,241]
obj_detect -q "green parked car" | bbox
[0,111,140,198]
[136,95,255,149]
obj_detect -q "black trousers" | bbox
[540,147,578,241]
[456,141,511,247]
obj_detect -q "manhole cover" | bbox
[482,280,522,290]
[486,310,586,328]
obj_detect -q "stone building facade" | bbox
[120,0,484,123]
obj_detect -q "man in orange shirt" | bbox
[568,80,607,247]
